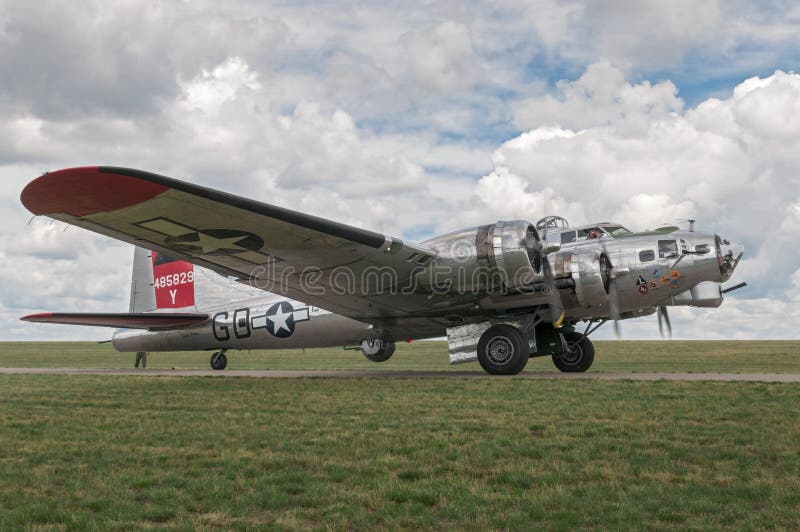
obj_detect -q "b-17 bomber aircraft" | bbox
[20,167,746,375]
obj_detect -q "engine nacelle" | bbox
[422,219,542,292]
[550,248,611,310]
[476,220,542,289]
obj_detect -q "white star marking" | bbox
[194,233,247,254]
[267,306,292,334]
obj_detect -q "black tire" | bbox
[361,339,396,362]
[552,332,594,372]
[477,324,529,375]
[210,352,228,370]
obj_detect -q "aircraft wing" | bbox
[21,312,209,330]
[21,167,453,324]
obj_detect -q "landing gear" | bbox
[360,339,396,362]
[552,331,595,372]
[210,351,228,370]
[477,324,529,375]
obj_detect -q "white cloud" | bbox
[513,62,684,132]
[446,162,586,230]
[179,57,262,115]
[616,194,696,231]
[730,72,800,142]
[571,0,721,69]
[396,21,477,92]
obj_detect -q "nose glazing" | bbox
[716,235,743,282]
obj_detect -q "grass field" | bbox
[1,340,799,373]
[2,341,800,529]
[2,375,800,529]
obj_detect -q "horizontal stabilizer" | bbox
[21,312,209,330]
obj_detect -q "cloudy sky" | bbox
[2,0,799,340]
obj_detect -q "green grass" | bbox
[1,375,800,529]
[2,342,800,528]
[1,340,799,373]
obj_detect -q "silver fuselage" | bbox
[112,296,372,352]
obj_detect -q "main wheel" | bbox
[477,324,529,375]
[210,351,228,370]
[552,331,594,372]
[360,339,396,362]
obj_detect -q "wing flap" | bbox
[21,312,209,330]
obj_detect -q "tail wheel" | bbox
[477,324,529,375]
[210,351,228,370]
[552,331,594,373]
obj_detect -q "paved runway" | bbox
[2,367,800,382]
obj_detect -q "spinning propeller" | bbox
[600,241,622,338]
[538,224,565,327]
[657,305,672,338]
[541,255,565,327]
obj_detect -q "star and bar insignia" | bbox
[134,217,283,265]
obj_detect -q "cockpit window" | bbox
[639,250,655,262]
[602,225,632,236]
[578,227,603,240]
[658,240,679,259]
[560,224,632,243]
[695,243,710,254]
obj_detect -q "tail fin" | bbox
[129,247,196,312]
